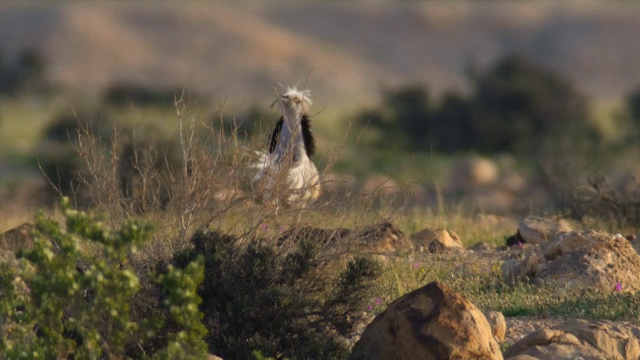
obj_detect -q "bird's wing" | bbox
[269,117,284,153]
[301,115,316,157]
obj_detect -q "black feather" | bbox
[268,115,316,157]
[301,115,316,157]
[269,118,283,153]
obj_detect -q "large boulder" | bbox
[350,281,503,360]
[504,319,640,360]
[517,216,574,245]
[410,228,464,254]
[502,230,640,294]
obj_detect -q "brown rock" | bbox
[483,310,507,342]
[410,228,464,254]
[502,230,640,294]
[354,221,412,254]
[504,319,640,360]
[0,223,34,252]
[470,242,492,252]
[517,216,573,245]
[350,281,503,360]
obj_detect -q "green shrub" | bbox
[175,229,383,360]
[1,197,208,359]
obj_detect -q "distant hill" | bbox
[1,1,638,109]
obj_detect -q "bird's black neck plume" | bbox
[269,115,316,157]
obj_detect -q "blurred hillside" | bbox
[1,1,638,108]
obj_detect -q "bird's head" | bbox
[270,86,313,115]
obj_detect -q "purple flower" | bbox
[615,282,622,292]
[366,305,373,312]
[259,224,268,231]
[413,262,420,269]
[517,241,523,247]
[375,298,383,305]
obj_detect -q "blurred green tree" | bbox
[356,84,434,151]
[470,54,595,157]
[0,49,48,96]
[356,54,597,158]
[626,86,640,127]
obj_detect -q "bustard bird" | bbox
[251,86,321,211]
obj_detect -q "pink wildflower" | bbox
[375,298,383,305]
[366,305,373,312]
[615,282,623,292]
[259,224,268,231]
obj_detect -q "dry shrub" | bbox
[548,171,640,232]
[173,229,382,359]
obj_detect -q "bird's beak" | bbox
[270,95,288,109]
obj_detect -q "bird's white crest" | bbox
[283,86,313,107]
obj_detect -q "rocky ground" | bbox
[2,215,639,359]
[504,316,567,345]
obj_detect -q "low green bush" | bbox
[0,197,208,359]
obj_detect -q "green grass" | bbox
[0,99,59,159]
[375,255,640,323]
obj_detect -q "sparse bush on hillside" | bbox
[471,54,596,157]
[357,54,599,160]
[356,84,433,151]
[626,86,640,132]
[174,229,383,360]
[103,82,207,107]
[0,49,48,97]
[627,86,640,121]
[1,198,208,358]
